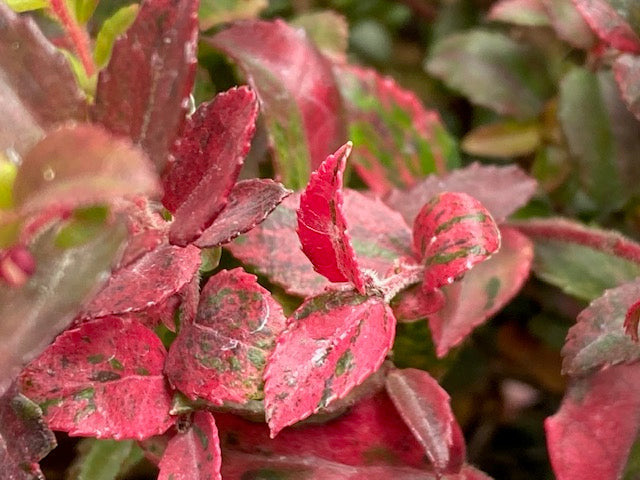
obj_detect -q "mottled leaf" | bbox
[428,227,533,357]
[387,163,537,225]
[93,4,139,69]
[572,0,640,53]
[336,64,459,195]
[488,0,551,26]
[386,368,466,474]
[614,53,640,122]
[0,3,86,154]
[194,179,291,248]
[264,290,396,436]
[541,0,595,49]
[20,316,174,439]
[93,0,199,171]
[413,192,501,292]
[461,121,542,159]
[166,268,286,405]
[199,0,267,30]
[158,411,221,480]
[209,19,346,189]
[425,29,553,119]
[0,383,56,480]
[13,124,161,215]
[298,143,365,292]
[546,363,640,480]
[292,11,349,61]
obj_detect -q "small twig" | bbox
[48,0,95,77]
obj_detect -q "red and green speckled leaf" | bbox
[166,268,286,405]
[546,363,640,480]
[93,0,199,172]
[162,87,259,246]
[614,53,640,122]
[413,192,501,292]
[264,290,396,437]
[427,227,533,357]
[386,368,466,475]
[572,0,640,53]
[0,3,86,155]
[194,179,291,248]
[158,411,221,480]
[209,19,346,189]
[335,64,459,196]
[12,124,160,216]
[297,143,365,292]
[80,243,200,321]
[387,163,537,226]
[19,316,174,440]
[0,383,56,480]
[562,278,640,375]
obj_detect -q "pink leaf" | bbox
[571,0,640,53]
[264,290,396,437]
[392,285,446,323]
[163,87,259,246]
[12,124,161,216]
[93,0,199,172]
[545,363,640,480]
[194,179,291,248]
[614,53,640,122]
[428,227,533,357]
[80,243,201,321]
[19,316,174,440]
[541,0,595,49]
[298,143,365,292]
[166,268,286,405]
[158,411,222,480]
[413,192,501,291]
[386,368,466,475]
[387,163,537,226]
[209,19,346,188]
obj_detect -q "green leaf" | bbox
[67,0,99,24]
[68,438,144,480]
[60,49,97,97]
[462,120,542,158]
[93,4,139,69]
[0,156,17,210]
[199,0,267,30]
[292,11,349,61]
[54,205,109,248]
[488,0,551,27]
[4,0,47,13]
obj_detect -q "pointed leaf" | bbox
[386,368,466,475]
[93,4,140,69]
[166,268,287,405]
[19,316,174,440]
[336,64,459,195]
[209,19,346,189]
[93,0,199,172]
[461,120,542,159]
[614,53,640,122]
[163,87,259,246]
[488,0,550,26]
[413,192,501,292]
[387,163,537,225]
[13,124,161,215]
[0,3,86,154]
[264,290,396,436]
[428,227,533,357]
[298,143,365,292]
[158,411,222,480]
[571,0,640,53]
[545,363,640,480]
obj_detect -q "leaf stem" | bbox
[376,260,425,302]
[48,0,95,77]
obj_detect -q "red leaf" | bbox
[264,290,396,437]
[13,124,161,216]
[298,143,365,292]
[386,163,537,226]
[545,363,640,480]
[19,316,174,440]
[158,411,222,480]
[194,179,291,248]
[614,53,640,122]
[428,227,533,357]
[0,383,56,480]
[571,0,640,53]
[163,87,259,246]
[166,268,286,405]
[386,368,466,475]
[209,19,346,188]
[392,285,446,323]
[93,0,199,172]
[413,192,501,292]
[80,243,201,321]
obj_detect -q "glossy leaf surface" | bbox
[572,0,640,53]
[163,87,259,246]
[614,53,640,122]
[264,290,396,436]
[20,316,174,440]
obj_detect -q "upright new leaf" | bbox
[572,0,640,53]
[614,53,640,122]
[20,316,174,440]
[298,143,365,292]
[158,411,221,480]
[264,290,396,436]
[413,192,501,292]
[93,0,199,172]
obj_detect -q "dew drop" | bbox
[11,42,19,50]
[42,167,55,181]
